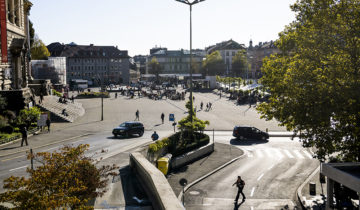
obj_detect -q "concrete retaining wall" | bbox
[129,152,184,210]
[171,143,214,169]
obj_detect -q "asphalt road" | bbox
[183,132,320,210]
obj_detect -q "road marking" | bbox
[303,150,313,159]
[256,150,264,158]
[284,149,295,158]
[246,150,253,158]
[294,150,305,159]
[250,187,255,197]
[273,149,284,159]
[1,155,26,162]
[257,173,264,181]
[9,165,28,172]
[251,207,254,210]
[264,149,273,157]
[43,146,58,152]
[267,164,274,170]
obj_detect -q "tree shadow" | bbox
[0,146,21,150]
[154,124,162,127]
[106,135,138,140]
[230,138,268,146]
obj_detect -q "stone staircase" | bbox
[36,95,85,122]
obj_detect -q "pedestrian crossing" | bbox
[242,147,314,159]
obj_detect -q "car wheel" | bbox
[261,136,266,140]
[139,130,144,137]
[125,132,129,138]
[114,134,118,138]
[239,136,244,140]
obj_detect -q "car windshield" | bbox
[119,123,130,127]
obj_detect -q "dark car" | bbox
[233,126,269,140]
[112,121,144,138]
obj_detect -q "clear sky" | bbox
[30,0,296,56]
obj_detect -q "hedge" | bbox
[76,92,110,99]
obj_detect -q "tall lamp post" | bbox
[175,0,205,122]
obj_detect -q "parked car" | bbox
[112,121,144,138]
[232,126,269,140]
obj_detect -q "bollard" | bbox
[266,128,268,132]
[309,182,316,195]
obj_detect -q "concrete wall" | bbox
[129,152,184,210]
[171,143,214,169]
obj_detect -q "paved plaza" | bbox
[51,89,286,137]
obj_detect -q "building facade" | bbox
[206,39,245,75]
[47,42,131,85]
[0,0,33,111]
[147,47,205,75]
[31,57,66,85]
[247,40,280,78]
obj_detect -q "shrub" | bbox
[0,115,8,128]
[16,107,41,127]
[76,92,110,98]
[1,126,14,134]
[52,89,62,97]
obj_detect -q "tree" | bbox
[257,0,360,161]
[29,21,35,47]
[0,144,118,209]
[178,100,209,134]
[148,57,162,82]
[232,49,248,78]
[30,35,50,60]
[16,107,41,128]
[202,51,225,76]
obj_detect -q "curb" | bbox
[297,165,320,209]
[177,150,246,201]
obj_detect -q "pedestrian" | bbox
[40,93,44,104]
[232,176,246,203]
[220,91,222,99]
[46,118,51,132]
[135,110,140,121]
[20,126,28,147]
[206,103,209,111]
[194,106,197,113]
[151,131,159,141]
[200,101,203,110]
[209,102,213,110]
[161,113,165,124]
[71,95,75,103]
[115,92,118,99]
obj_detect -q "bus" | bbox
[69,79,88,91]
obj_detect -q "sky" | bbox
[30,0,297,56]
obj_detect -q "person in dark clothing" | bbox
[200,101,203,110]
[151,131,159,141]
[21,127,28,147]
[161,113,165,124]
[46,118,51,132]
[232,176,246,203]
[135,110,140,121]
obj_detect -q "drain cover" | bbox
[189,191,200,195]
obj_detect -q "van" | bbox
[232,126,269,140]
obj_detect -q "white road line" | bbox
[256,150,264,158]
[44,146,58,152]
[284,149,295,158]
[72,139,85,144]
[267,164,274,170]
[294,150,305,159]
[257,173,264,181]
[251,207,254,210]
[9,165,28,172]
[250,187,255,197]
[303,150,313,159]
[273,149,284,159]
[264,149,273,157]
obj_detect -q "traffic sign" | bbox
[169,114,175,121]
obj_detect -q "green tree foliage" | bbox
[29,21,35,47]
[178,100,209,132]
[257,0,360,161]
[232,49,248,77]
[16,107,41,127]
[30,35,50,60]
[0,144,118,209]
[202,51,225,76]
[148,57,162,81]
[0,95,7,113]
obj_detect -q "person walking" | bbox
[161,113,165,124]
[232,176,246,203]
[20,126,28,147]
[46,118,51,132]
[200,101,203,110]
[115,92,118,99]
[135,110,140,121]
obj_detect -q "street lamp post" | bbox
[175,0,205,122]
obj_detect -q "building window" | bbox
[226,51,229,56]
[232,51,235,56]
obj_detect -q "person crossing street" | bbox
[232,176,246,203]
[161,113,165,124]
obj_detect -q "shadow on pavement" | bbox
[119,166,151,207]
[106,135,140,140]
[230,138,268,146]
[0,146,21,150]
[234,200,245,210]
